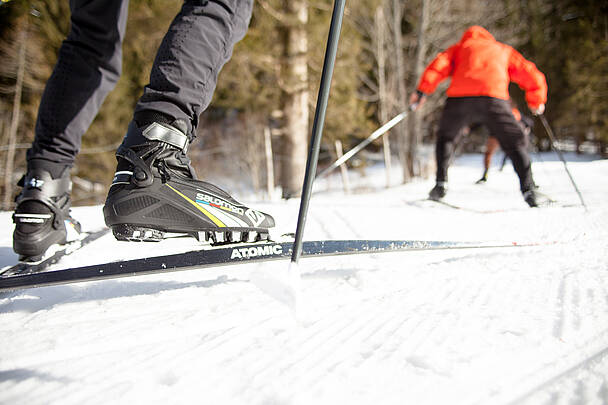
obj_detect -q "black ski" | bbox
[1,228,110,279]
[406,198,579,214]
[0,238,545,293]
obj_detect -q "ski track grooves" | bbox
[553,276,567,340]
[310,212,333,239]
[332,208,364,239]
[505,330,608,405]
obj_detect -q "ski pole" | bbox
[317,111,408,179]
[538,114,587,211]
[291,0,346,264]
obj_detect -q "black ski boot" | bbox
[523,189,539,207]
[476,169,488,184]
[428,182,447,201]
[13,166,81,261]
[522,188,553,208]
[103,117,275,244]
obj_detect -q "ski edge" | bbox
[0,239,553,293]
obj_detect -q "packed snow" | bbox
[1,152,607,405]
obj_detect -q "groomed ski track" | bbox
[0,153,607,404]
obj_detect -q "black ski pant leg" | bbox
[27,0,129,171]
[484,98,535,192]
[134,0,254,140]
[435,98,472,183]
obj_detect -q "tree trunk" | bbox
[334,139,350,194]
[375,7,392,188]
[3,23,27,210]
[279,0,309,199]
[408,0,430,177]
[264,126,275,199]
[392,0,411,184]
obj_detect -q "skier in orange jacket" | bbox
[410,26,547,207]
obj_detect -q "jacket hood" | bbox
[460,26,495,43]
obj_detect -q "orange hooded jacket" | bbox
[417,26,547,109]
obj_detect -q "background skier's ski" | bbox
[405,198,579,214]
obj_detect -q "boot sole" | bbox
[110,223,270,245]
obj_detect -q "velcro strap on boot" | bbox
[142,122,189,151]
[20,171,72,201]
[115,145,154,187]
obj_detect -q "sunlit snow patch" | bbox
[250,261,302,318]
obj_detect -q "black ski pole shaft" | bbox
[538,114,587,211]
[291,0,346,264]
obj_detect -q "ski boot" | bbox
[13,165,81,261]
[523,189,539,207]
[523,188,553,208]
[103,116,275,244]
[428,182,447,201]
[476,169,488,184]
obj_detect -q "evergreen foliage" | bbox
[508,0,607,150]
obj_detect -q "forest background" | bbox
[0,0,606,207]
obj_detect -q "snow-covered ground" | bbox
[1,152,607,405]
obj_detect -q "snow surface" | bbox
[1,152,607,405]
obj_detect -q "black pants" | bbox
[435,97,534,192]
[27,0,253,169]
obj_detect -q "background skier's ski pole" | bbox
[317,111,408,179]
[291,0,346,264]
[538,114,587,211]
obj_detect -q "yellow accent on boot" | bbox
[165,184,225,227]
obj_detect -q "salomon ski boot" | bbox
[13,165,81,261]
[428,182,447,201]
[103,117,275,244]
